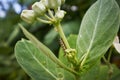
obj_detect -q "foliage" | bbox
[14,0,120,80]
[0,0,120,80]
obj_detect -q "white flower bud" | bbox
[42,0,61,9]
[32,1,46,16]
[21,10,36,23]
[55,10,66,21]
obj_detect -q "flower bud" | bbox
[21,10,36,23]
[55,10,66,21]
[32,1,46,16]
[42,0,61,9]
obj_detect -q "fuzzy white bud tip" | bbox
[21,10,36,23]
[32,2,46,16]
[55,10,66,21]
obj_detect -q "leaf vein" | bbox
[24,42,57,79]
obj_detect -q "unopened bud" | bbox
[55,10,66,21]
[21,10,36,23]
[42,0,61,9]
[65,48,77,64]
[32,1,46,16]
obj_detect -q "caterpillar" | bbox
[59,38,67,55]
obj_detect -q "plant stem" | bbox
[80,52,88,68]
[48,9,55,20]
[37,18,52,24]
[108,47,113,62]
[6,26,19,45]
[44,14,54,21]
[107,47,113,80]
[55,23,70,49]
[103,56,113,80]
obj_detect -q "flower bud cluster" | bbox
[65,48,78,66]
[42,0,62,9]
[20,0,66,24]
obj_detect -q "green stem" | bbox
[80,52,88,68]
[44,14,54,21]
[108,47,113,62]
[55,23,70,49]
[103,56,113,80]
[37,18,52,24]
[6,26,19,45]
[48,9,56,20]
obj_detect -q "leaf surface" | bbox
[77,0,120,67]
[80,62,100,80]
[98,65,120,80]
[15,39,58,80]
[18,24,77,75]
[15,39,75,80]
[15,25,77,80]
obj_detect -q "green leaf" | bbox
[15,39,75,80]
[98,65,120,80]
[77,0,120,68]
[15,39,58,80]
[81,64,120,80]
[18,24,78,75]
[80,62,100,80]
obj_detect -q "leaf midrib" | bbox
[87,0,102,53]
[23,41,57,79]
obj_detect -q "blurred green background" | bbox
[0,0,120,80]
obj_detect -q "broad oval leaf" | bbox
[15,39,58,80]
[15,39,75,80]
[98,65,120,80]
[80,62,100,80]
[77,0,120,67]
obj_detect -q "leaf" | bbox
[15,39,75,80]
[113,36,120,53]
[18,24,78,75]
[77,0,120,68]
[98,65,120,80]
[15,39,57,80]
[81,64,120,80]
[80,61,100,80]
